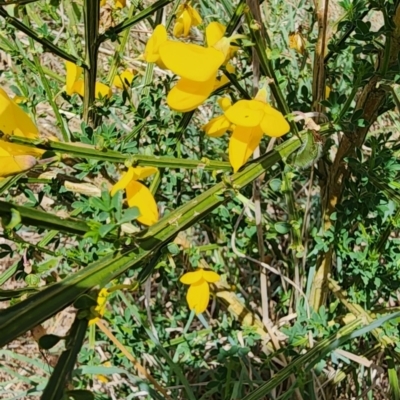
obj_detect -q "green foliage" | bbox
[1,0,400,399]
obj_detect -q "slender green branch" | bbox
[0,7,85,67]
[0,200,94,237]
[244,11,298,135]
[83,0,100,126]
[106,3,136,85]
[41,317,89,400]
[0,133,303,348]
[0,0,39,5]
[7,135,232,170]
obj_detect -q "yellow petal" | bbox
[0,89,39,139]
[229,125,263,172]
[206,21,226,47]
[95,82,112,99]
[289,32,305,55]
[113,70,134,89]
[110,167,135,196]
[218,97,231,111]
[260,105,290,137]
[159,41,225,82]
[65,61,83,95]
[100,0,106,6]
[224,99,264,127]
[130,166,158,181]
[202,115,231,137]
[0,155,37,177]
[254,88,267,103]
[186,280,210,314]
[72,80,84,97]
[0,140,44,157]
[173,19,185,38]
[180,269,204,285]
[167,75,215,112]
[114,0,126,8]
[70,80,112,99]
[89,288,109,326]
[325,86,331,98]
[202,270,220,283]
[188,5,202,26]
[179,10,192,37]
[144,25,168,63]
[126,181,159,226]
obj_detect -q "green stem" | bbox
[0,7,84,67]
[0,200,96,237]
[7,135,232,170]
[244,11,298,135]
[83,0,100,126]
[41,317,89,400]
[106,3,136,85]
[98,0,173,43]
[0,134,302,347]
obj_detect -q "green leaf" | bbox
[274,222,291,234]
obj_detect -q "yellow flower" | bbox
[159,41,225,82]
[173,3,202,38]
[100,0,126,8]
[0,88,39,139]
[325,85,331,98]
[110,166,159,226]
[158,41,225,112]
[289,31,306,55]
[143,24,168,69]
[113,69,135,90]
[88,288,109,326]
[180,268,220,314]
[202,97,233,137]
[65,61,112,99]
[205,21,238,62]
[0,142,38,177]
[224,88,290,172]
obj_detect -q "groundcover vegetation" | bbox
[1,0,400,399]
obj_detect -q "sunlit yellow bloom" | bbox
[202,97,233,137]
[173,3,202,38]
[206,21,238,62]
[110,166,159,226]
[160,41,225,83]
[114,0,126,8]
[180,268,220,314]
[167,75,216,112]
[88,288,109,326]
[0,88,43,177]
[113,70,135,90]
[100,0,126,8]
[0,143,37,177]
[158,41,225,112]
[0,88,39,139]
[65,62,112,99]
[223,88,290,172]
[65,61,83,96]
[325,86,331,98]
[289,31,306,55]
[143,24,168,68]
[96,361,112,383]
